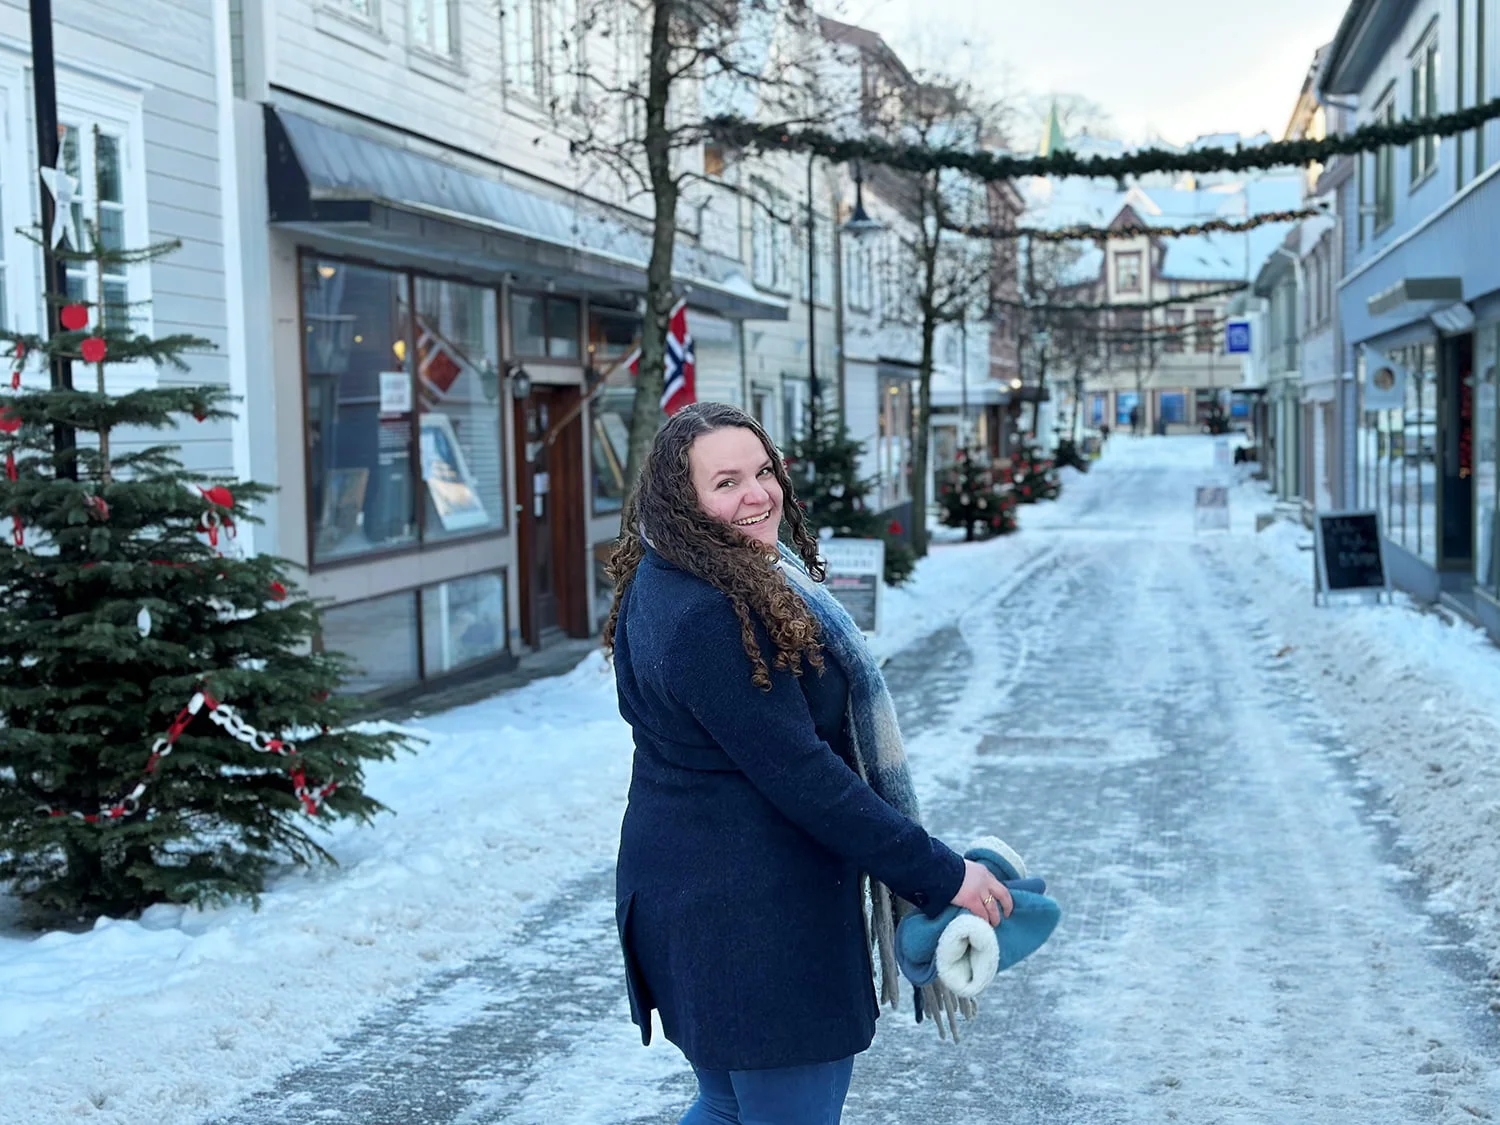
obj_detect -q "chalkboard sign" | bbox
[821,538,885,633]
[1314,510,1389,600]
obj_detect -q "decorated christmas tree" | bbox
[1011,442,1062,504]
[0,170,400,923]
[784,407,916,585]
[937,449,1017,541]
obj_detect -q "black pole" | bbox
[806,151,818,437]
[29,0,77,478]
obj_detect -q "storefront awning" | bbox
[1367,277,1463,318]
[264,107,787,322]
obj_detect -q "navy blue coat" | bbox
[613,548,965,1071]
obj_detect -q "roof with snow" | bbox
[1019,165,1306,286]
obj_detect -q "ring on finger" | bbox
[982,894,994,906]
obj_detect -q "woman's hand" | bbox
[952,859,1013,927]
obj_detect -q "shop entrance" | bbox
[1440,333,1475,573]
[515,385,588,647]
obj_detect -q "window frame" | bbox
[1114,250,1142,295]
[1193,308,1216,354]
[299,250,513,574]
[501,0,547,105]
[54,73,154,390]
[1163,307,1186,353]
[750,184,792,295]
[409,0,458,61]
[1373,85,1398,232]
[508,290,582,361]
[1409,21,1440,188]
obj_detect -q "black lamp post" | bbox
[29,0,76,478]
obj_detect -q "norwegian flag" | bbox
[626,299,696,416]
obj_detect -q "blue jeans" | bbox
[680,1057,855,1125]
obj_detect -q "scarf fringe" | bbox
[785,546,978,1044]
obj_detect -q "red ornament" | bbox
[270,580,288,602]
[201,486,235,509]
[80,337,107,364]
[9,343,23,390]
[887,520,904,536]
[11,512,22,546]
[5,452,15,481]
[60,304,89,332]
[192,406,208,422]
[0,407,20,435]
[85,494,110,521]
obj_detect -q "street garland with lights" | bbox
[994,282,1248,315]
[708,98,1500,181]
[948,208,1324,243]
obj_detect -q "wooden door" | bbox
[515,385,589,647]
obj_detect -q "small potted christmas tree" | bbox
[937,449,1018,541]
[784,406,916,585]
[1011,442,1062,504]
[0,153,401,923]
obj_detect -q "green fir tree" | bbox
[784,408,916,585]
[0,182,401,923]
[937,449,1017,540]
[1011,442,1062,504]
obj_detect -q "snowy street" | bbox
[7,438,1500,1124]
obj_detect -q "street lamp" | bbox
[842,162,883,238]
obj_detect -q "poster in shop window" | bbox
[420,412,491,532]
[820,538,885,634]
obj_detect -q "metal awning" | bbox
[264,106,787,322]
[1366,277,1463,318]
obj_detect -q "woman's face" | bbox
[688,426,783,550]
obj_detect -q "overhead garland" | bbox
[994,282,1248,314]
[706,97,1500,181]
[949,208,1324,243]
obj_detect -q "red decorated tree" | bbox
[938,449,1017,540]
[1011,442,1062,504]
[0,180,400,923]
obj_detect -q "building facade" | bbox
[1319,0,1500,635]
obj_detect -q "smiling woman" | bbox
[689,427,785,550]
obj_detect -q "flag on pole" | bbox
[624,299,696,416]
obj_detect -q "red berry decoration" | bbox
[80,337,107,364]
[60,304,89,331]
[888,520,904,536]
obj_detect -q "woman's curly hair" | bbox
[602,402,827,690]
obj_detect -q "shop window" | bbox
[782,378,809,442]
[421,570,508,676]
[1115,392,1139,428]
[302,258,418,562]
[593,540,617,631]
[1476,322,1499,589]
[1159,392,1187,424]
[320,590,420,694]
[414,277,505,541]
[588,304,640,364]
[511,292,580,359]
[590,380,634,515]
[877,378,912,509]
[1410,344,1438,564]
[1089,394,1107,426]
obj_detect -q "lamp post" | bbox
[29,0,76,479]
[806,151,819,437]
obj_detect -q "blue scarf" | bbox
[776,542,976,1040]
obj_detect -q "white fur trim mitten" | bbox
[968,835,1027,879]
[935,911,1000,999]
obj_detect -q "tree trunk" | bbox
[624,0,679,489]
[912,234,939,558]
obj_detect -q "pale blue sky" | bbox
[829,0,1352,146]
